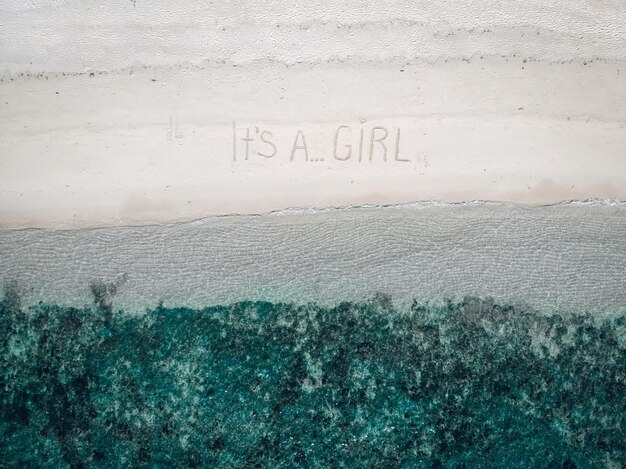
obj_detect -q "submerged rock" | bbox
[0,297,624,467]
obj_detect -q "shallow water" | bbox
[1,203,625,315]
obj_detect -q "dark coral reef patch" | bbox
[1,296,625,467]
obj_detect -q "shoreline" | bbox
[1,198,625,231]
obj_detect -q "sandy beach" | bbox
[1,58,625,229]
[1,1,625,229]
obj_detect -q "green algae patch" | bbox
[1,297,625,467]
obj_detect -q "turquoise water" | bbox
[1,204,625,466]
[1,295,625,467]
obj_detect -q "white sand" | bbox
[1,1,625,229]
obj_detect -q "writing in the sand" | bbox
[232,122,409,163]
